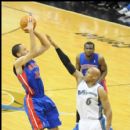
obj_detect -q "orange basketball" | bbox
[20,15,36,31]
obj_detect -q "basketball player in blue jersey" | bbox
[12,17,61,130]
[46,36,112,130]
[76,41,108,91]
[75,41,108,129]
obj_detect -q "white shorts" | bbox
[79,117,106,130]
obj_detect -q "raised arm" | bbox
[33,31,50,58]
[46,35,83,84]
[98,87,112,130]
[14,17,37,68]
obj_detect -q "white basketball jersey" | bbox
[77,80,103,120]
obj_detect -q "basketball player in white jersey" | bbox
[74,41,109,130]
[46,36,112,130]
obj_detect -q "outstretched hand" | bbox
[46,35,59,48]
[23,16,34,33]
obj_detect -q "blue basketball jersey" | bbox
[17,60,45,98]
[79,52,99,76]
[14,60,61,129]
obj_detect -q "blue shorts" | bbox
[24,94,61,130]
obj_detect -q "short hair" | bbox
[84,41,95,49]
[12,44,21,57]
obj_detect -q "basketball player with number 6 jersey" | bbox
[47,35,112,130]
[74,41,108,129]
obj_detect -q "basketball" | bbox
[20,15,36,31]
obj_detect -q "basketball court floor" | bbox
[2,2,130,130]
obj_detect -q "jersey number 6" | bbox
[86,98,91,105]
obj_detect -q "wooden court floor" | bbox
[2,2,130,130]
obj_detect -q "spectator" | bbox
[118,3,130,16]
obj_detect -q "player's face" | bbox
[84,69,93,82]
[84,44,94,57]
[85,67,100,82]
[19,45,29,56]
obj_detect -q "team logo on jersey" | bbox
[35,71,40,79]
[28,62,39,70]
[78,90,97,97]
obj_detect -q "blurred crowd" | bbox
[41,1,130,26]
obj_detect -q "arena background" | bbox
[2,1,130,130]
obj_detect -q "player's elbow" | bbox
[40,44,50,54]
[43,44,50,52]
[30,51,37,58]
[46,43,50,50]
[104,70,108,76]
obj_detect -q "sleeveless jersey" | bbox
[14,60,45,98]
[77,80,103,120]
[79,52,99,76]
